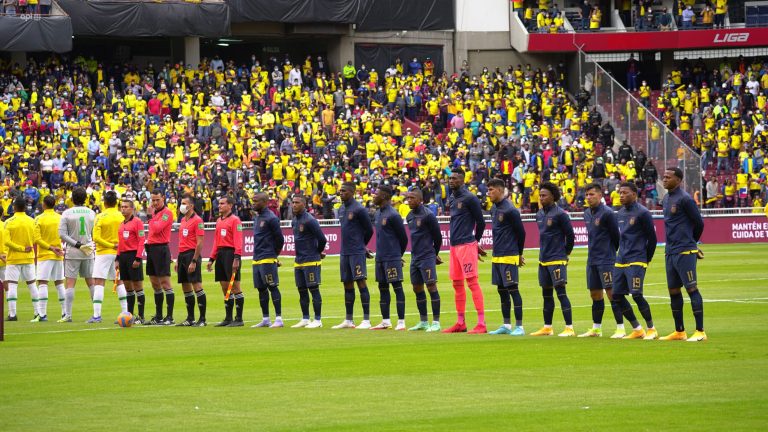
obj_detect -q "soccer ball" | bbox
[117,312,134,328]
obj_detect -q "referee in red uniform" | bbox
[118,199,146,323]
[146,190,175,325]
[175,194,207,327]
[207,196,245,327]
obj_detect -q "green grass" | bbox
[2,244,768,431]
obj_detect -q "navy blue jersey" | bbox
[406,205,442,261]
[447,187,486,246]
[616,202,657,264]
[339,198,373,256]
[662,186,704,255]
[491,199,526,257]
[375,204,408,261]
[252,208,284,260]
[584,203,619,266]
[292,210,327,264]
[536,204,575,263]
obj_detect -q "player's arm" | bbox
[606,211,620,253]
[469,196,486,243]
[561,213,575,256]
[192,221,204,262]
[135,221,146,262]
[311,219,327,255]
[359,207,374,245]
[427,213,443,257]
[270,218,284,256]
[233,219,244,258]
[58,215,80,247]
[642,211,657,263]
[5,224,25,252]
[34,218,53,251]
[207,224,219,271]
[510,208,526,257]
[393,213,408,256]
[684,196,705,242]
[92,216,113,249]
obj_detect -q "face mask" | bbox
[179,204,188,214]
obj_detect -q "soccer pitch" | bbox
[2,244,767,431]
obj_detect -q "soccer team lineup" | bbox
[2,166,707,341]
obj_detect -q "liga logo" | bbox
[713,33,749,44]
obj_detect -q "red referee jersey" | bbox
[178,213,204,254]
[118,216,146,258]
[148,206,174,245]
[210,213,243,259]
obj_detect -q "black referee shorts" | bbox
[117,251,144,282]
[146,243,171,277]
[214,247,241,282]
[177,250,202,284]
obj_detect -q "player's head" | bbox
[150,189,165,210]
[539,182,560,206]
[103,191,118,208]
[406,189,423,210]
[340,182,356,202]
[585,183,603,208]
[487,178,507,204]
[373,185,393,207]
[72,187,87,206]
[42,195,56,210]
[219,195,235,216]
[120,199,134,218]
[292,195,308,215]
[253,192,267,211]
[448,169,465,191]
[662,167,683,191]
[619,182,638,206]
[180,194,194,216]
[13,197,26,213]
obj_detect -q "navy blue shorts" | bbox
[294,265,321,288]
[586,264,614,290]
[340,254,367,282]
[491,263,519,287]
[538,264,567,287]
[375,260,404,283]
[410,258,437,285]
[665,253,697,289]
[612,265,646,295]
[253,263,279,289]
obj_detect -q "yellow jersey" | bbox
[35,209,63,262]
[0,224,6,268]
[93,207,123,255]
[4,212,37,265]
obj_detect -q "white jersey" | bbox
[59,206,96,260]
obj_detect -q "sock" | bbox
[65,288,75,316]
[378,283,391,320]
[632,293,654,328]
[467,276,485,325]
[268,286,282,317]
[542,287,554,325]
[415,290,428,321]
[688,289,704,331]
[670,291,685,332]
[609,299,624,325]
[555,286,572,326]
[592,298,605,325]
[510,285,523,326]
[344,288,355,321]
[428,289,440,321]
[184,291,195,321]
[165,289,175,318]
[309,287,322,320]
[92,284,104,318]
[136,291,145,318]
[497,286,511,324]
[196,290,207,321]
[116,284,128,314]
[358,286,370,320]
[393,283,405,320]
[258,287,270,318]
[27,282,39,316]
[234,293,244,321]
[298,287,310,320]
[56,283,65,315]
[7,282,17,317]
[38,283,49,317]
[127,291,136,314]
[615,295,639,328]
[452,279,467,324]
[225,298,234,321]
[154,290,164,318]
